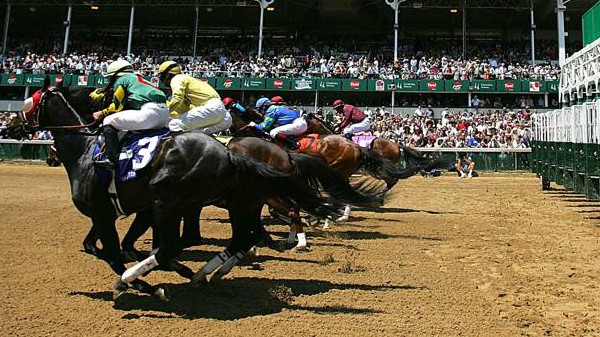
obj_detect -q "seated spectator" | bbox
[455,152,476,178]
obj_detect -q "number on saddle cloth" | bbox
[92,128,170,182]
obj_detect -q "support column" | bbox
[193,6,199,58]
[63,5,72,55]
[2,3,11,56]
[557,0,566,66]
[462,0,466,60]
[530,0,536,65]
[314,90,318,113]
[468,92,472,107]
[127,5,135,55]
[385,0,404,62]
[254,0,274,59]
[545,92,549,107]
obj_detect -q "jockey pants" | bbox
[168,98,232,134]
[343,117,372,135]
[269,117,308,138]
[103,102,170,131]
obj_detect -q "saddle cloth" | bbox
[93,128,170,182]
[351,135,378,149]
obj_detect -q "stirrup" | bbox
[94,158,115,170]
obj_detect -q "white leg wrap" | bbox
[296,233,307,247]
[216,251,245,276]
[121,255,159,283]
[344,204,352,216]
[323,219,332,229]
[201,251,230,275]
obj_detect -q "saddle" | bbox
[93,128,170,182]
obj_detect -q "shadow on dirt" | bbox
[69,277,423,320]
[352,206,460,215]
[306,229,443,242]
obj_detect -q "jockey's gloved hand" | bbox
[248,121,256,127]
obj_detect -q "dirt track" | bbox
[1,164,599,336]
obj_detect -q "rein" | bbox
[36,89,101,135]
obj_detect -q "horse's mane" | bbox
[58,86,103,123]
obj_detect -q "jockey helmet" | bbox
[222,97,235,108]
[271,96,285,104]
[255,97,272,109]
[332,99,344,109]
[157,60,181,78]
[105,60,134,78]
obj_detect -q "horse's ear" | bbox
[42,75,51,91]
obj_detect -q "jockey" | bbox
[222,96,247,116]
[92,59,169,170]
[332,99,371,138]
[271,96,285,105]
[250,97,307,150]
[156,60,232,134]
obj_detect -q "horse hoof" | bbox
[291,245,310,253]
[154,286,170,302]
[247,247,259,257]
[191,273,208,286]
[336,215,349,223]
[113,279,128,301]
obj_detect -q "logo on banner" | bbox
[350,80,360,89]
[223,78,234,88]
[427,82,437,90]
[529,81,540,92]
[375,79,385,91]
[273,79,284,88]
[7,74,17,85]
[150,77,160,86]
[296,79,312,90]
[452,81,463,91]
[78,76,88,86]
[549,83,558,91]
[504,82,514,91]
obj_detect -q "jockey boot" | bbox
[94,126,119,170]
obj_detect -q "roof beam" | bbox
[3,0,258,6]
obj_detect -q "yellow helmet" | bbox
[157,61,181,78]
[105,59,134,78]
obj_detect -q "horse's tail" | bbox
[359,147,444,182]
[288,153,383,208]
[400,145,454,171]
[399,145,434,166]
[227,152,341,220]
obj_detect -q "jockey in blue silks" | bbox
[249,97,308,150]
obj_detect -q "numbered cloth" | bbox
[93,129,169,182]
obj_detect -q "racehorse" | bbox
[121,136,385,253]
[21,78,344,301]
[228,107,447,230]
[303,112,446,221]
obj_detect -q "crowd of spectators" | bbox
[0,36,568,81]
[0,111,52,140]
[320,106,533,149]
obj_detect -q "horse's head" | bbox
[304,113,334,135]
[228,105,265,134]
[20,76,97,131]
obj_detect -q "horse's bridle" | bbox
[21,87,99,134]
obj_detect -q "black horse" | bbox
[21,78,343,301]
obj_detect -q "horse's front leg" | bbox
[91,216,159,301]
[82,225,103,259]
[121,209,153,262]
[181,205,203,248]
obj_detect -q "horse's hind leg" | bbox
[211,202,263,282]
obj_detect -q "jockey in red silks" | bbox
[332,99,372,138]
